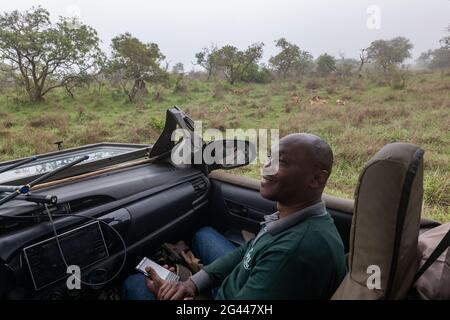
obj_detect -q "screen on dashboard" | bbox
[23,221,109,290]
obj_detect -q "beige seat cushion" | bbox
[332,143,424,300]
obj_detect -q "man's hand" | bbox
[145,265,197,300]
[145,264,174,295]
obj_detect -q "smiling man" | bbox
[123,133,347,300]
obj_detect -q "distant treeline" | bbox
[0,6,449,103]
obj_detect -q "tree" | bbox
[241,63,272,84]
[417,26,450,71]
[0,6,104,102]
[109,33,166,102]
[172,62,185,75]
[63,73,92,98]
[215,43,264,84]
[417,50,433,68]
[0,63,15,93]
[269,38,313,78]
[440,25,450,49]
[418,48,450,70]
[366,37,413,73]
[293,52,315,76]
[335,53,359,78]
[316,53,336,76]
[194,45,219,80]
[171,62,187,93]
[358,48,369,76]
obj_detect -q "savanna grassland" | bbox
[0,71,449,221]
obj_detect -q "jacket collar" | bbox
[261,201,328,235]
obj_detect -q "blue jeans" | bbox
[122,227,236,300]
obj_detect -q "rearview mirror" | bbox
[204,139,257,171]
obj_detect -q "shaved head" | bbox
[281,133,333,175]
[261,133,334,213]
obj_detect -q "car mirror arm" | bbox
[150,106,204,160]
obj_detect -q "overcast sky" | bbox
[1,0,449,70]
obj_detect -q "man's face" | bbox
[260,140,317,203]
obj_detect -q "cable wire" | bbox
[2,207,127,288]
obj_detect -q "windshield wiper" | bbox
[0,155,89,207]
[0,156,37,175]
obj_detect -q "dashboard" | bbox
[0,163,210,300]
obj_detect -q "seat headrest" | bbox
[332,143,424,300]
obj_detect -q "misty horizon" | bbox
[0,0,449,71]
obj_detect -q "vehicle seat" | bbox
[332,143,424,299]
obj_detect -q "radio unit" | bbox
[23,221,109,291]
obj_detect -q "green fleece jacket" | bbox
[202,205,347,300]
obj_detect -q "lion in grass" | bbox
[309,96,328,106]
[291,94,301,105]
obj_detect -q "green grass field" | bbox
[0,71,449,222]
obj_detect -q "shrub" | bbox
[149,116,165,131]
[241,65,272,84]
[305,79,321,90]
[213,82,225,99]
[27,113,68,130]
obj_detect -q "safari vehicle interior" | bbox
[0,107,441,300]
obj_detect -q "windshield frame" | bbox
[0,142,151,186]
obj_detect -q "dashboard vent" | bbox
[191,177,208,200]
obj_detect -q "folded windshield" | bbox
[0,144,149,184]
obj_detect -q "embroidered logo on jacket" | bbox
[243,248,254,270]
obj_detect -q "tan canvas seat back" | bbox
[332,143,424,300]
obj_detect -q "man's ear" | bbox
[310,170,329,189]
